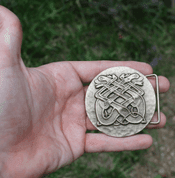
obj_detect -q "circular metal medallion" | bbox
[85,66,156,137]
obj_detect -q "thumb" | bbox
[0,5,23,68]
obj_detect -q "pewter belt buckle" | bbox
[85,66,160,137]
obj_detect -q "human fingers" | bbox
[85,133,153,152]
[69,61,153,83]
[146,112,166,129]
[148,76,170,93]
[0,5,23,68]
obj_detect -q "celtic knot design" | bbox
[94,73,146,126]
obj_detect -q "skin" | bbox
[0,5,170,178]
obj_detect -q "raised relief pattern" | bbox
[94,73,146,126]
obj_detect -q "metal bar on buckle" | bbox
[146,74,160,124]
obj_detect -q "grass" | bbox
[0,0,175,177]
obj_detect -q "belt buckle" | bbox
[85,66,160,137]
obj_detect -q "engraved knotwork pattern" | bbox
[94,73,146,127]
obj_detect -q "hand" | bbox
[0,6,170,178]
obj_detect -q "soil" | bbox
[129,76,175,178]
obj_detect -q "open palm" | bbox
[0,6,170,178]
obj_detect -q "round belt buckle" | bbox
[85,66,160,137]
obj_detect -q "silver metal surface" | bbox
[146,74,160,125]
[85,66,158,137]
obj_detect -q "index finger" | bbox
[69,60,153,83]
